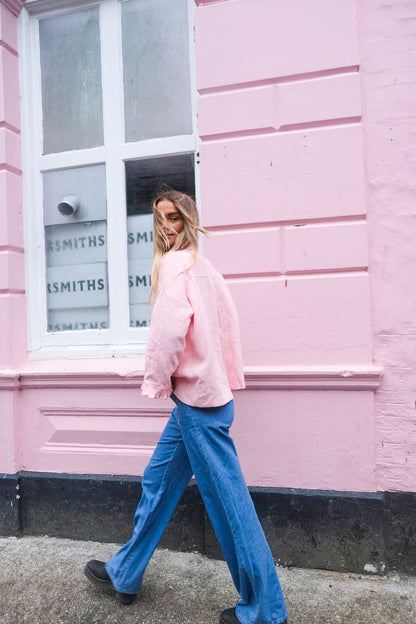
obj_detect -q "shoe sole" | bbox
[83,564,136,605]
[219,616,239,624]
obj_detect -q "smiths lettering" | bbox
[47,279,105,294]
[46,234,105,252]
[48,321,109,331]
[128,275,152,288]
[127,231,153,245]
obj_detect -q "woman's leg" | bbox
[177,398,287,624]
[105,405,193,594]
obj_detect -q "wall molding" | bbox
[0,0,25,17]
[195,1,231,6]
[0,365,383,391]
[0,373,19,390]
[39,406,172,456]
[244,366,383,390]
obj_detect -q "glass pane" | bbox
[126,154,195,215]
[39,8,104,154]
[122,0,193,142]
[43,166,109,332]
[126,154,195,327]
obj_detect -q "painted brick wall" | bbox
[357,0,416,491]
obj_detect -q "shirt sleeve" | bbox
[141,253,193,400]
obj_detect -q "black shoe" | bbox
[220,608,242,624]
[219,607,287,624]
[84,559,137,605]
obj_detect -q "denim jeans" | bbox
[105,396,287,624]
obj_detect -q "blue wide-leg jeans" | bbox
[105,396,287,624]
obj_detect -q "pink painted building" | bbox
[1,0,415,573]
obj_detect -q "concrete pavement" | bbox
[0,536,415,624]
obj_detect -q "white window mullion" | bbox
[20,12,48,351]
[100,0,130,345]
[187,0,201,243]
[121,135,196,162]
[39,147,106,173]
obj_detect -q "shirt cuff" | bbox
[141,381,172,400]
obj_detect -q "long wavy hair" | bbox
[150,189,207,301]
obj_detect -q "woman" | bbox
[84,190,288,624]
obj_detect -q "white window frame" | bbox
[19,0,199,359]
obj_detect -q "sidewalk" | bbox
[0,536,415,624]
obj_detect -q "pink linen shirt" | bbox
[141,248,245,407]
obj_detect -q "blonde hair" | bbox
[150,189,207,301]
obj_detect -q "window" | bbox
[19,0,198,357]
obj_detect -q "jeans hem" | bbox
[235,606,288,624]
[237,617,288,624]
[104,563,141,595]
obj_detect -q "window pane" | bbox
[126,154,195,327]
[43,166,109,332]
[39,9,104,154]
[126,154,195,216]
[121,0,193,142]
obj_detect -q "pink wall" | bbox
[0,0,413,493]
[357,0,416,491]
[11,363,378,491]
[0,0,26,371]
[196,0,377,490]
[196,0,371,369]
[0,0,25,475]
